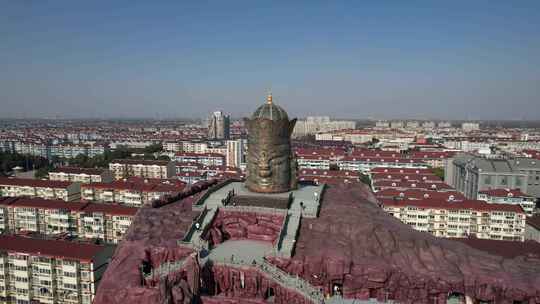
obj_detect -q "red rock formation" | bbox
[205,210,284,246]
[95,181,540,304]
[203,265,312,304]
[267,183,540,303]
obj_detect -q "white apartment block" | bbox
[0,178,81,202]
[292,116,355,138]
[381,199,526,241]
[225,139,245,168]
[174,152,225,166]
[338,157,428,173]
[0,235,114,304]
[478,189,536,216]
[81,181,181,207]
[108,159,174,180]
[0,197,137,244]
[296,155,331,170]
[77,204,137,244]
[180,141,208,154]
[49,167,113,184]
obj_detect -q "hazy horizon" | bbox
[1,1,539,120]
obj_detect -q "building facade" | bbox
[381,198,526,241]
[108,159,174,180]
[0,197,137,244]
[478,189,536,216]
[0,235,114,304]
[49,167,113,184]
[207,111,230,140]
[0,178,81,202]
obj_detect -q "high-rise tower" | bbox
[208,111,230,140]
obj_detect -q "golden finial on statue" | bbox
[267,91,273,104]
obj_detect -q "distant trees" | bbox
[0,151,50,176]
[432,167,445,180]
[34,166,51,179]
[67,144,167,168]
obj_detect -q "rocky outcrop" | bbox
[202,264,312,304]
[267,183,540,303]
[95,181,540,304]
[205,210,284,246]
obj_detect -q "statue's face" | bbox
[248,139,290,190]
[244,117,296,193]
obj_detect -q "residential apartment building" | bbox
[81,180,183,207]
[0,197,137,244]
[462,122,480,132]
[298,169,359,185]
[49,167,113,184]
[292,116,355,138]
[108,159,174,180]
[381,198,526,241]
[375,189,466,201]
[0,235,114,304]
[478,189,536,216]
[338,157,428,173]
[174,152,225,166]
[296,155,331,170]
[207,111,230,140]
[525,215,540,243]
[225,139,245,168]
[445,155,529,199]
[77,204,137,244]
[0,178,81,202]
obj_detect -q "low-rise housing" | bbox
[0,178,81,201]
[0,197,137,244]
[81,180,183,207]
[49,167,113,184]
[108,159,174,180]
[478,188,536,216]
[381,198,526,241]
[174,152,225,166]
[0,235,114,304]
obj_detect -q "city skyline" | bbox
[1,1,539,120]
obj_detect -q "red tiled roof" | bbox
[110,159,170,165]
[370,167,434,174]
[409,151,455,159]
[297,155,332,160]
[83,203,138,216]
[299,169,358,178]
[51,167,106,175]
[0,177,73,188]
[373,180,452,190]
[376,189,466,201]
[82,181,181,193]
[298,176,360,185]
[380,198,525,213]
[6,197,88,211]
[340,156,428,164]
[478,188,532,198]
[371,173,441,182]
[294,148,346,157]
[0,235,106,262]
[175,152,224,158]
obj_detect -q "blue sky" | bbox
[1,1,539,120]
